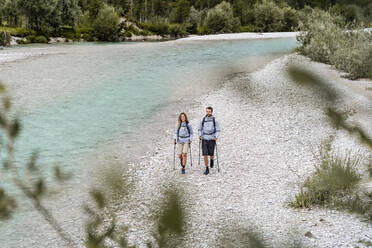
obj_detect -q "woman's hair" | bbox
[177,112,189,129]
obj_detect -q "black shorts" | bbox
[202,139,216,156]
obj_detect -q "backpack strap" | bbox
[212,117,216,134]
[186,122,190,136]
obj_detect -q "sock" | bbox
[210,159,214,167]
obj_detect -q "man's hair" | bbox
[206,106,213,112]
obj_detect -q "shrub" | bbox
[197,25,211,35]
[290,136,363,208]
[169,24,187,38]
[253,0,284,32]
[127,24,140,35]
[170,0,191,24]
[59,26,81,40]
[0,27,36,37]
[297,9,344,63]
[16,38,31,45]
[283,7,299,31]
[77,27,93,41]
[33,35,48,43]
[239,25,257,32]
[123,30,132,38]
[297,8,372,79]
[185,22,197,34]
[330,31,372,79]
[204,1,240,34]
[24,35,48,43]
[139,29,150,36]
[92,5,120,41]
[147,22,169,35]
[0,31,11,46]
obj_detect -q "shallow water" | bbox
[0,38,297,247]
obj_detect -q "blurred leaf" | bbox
[9,118,21,139]
[326,108,347,129]
[54,166,72,182]
[158,190,184,235]
[34,178,45,198]
[91,190,105,209]
[3,160,10,170]
[100,165,132,204]
[3,96,11,111]
[287,66,337,101]
[0,114,7,128]
[327,108,372,150]
[27,151,39,171]
[217,227,267,248]
[0,83,6,93]
[0,188,17,220]
[156,189,185,247]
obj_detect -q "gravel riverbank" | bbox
[112,53,372,248]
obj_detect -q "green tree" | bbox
[18,0,59,33]
[253,0,285,32]
[57,0,82,27]
[87,0,104,20]
[204,1,240,33]
[92,5,120,41]
[170,0,191,23]
[1,0,22,27]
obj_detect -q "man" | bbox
[198,106,221,175]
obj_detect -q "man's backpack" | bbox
[201,116,216,135]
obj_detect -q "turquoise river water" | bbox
[0,38,297,247]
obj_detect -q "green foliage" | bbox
[253,0,284,32]
[0,27,36,37]
[170,0,191,24]
[204,1,240,33]
[290,136,363,208]
[25,35,48,43]
[0,188,16,220]
[239,24,257,32]
[217,224,306,248]
[297,8,372,79]
[197,24,211,34]
[1,0,22,26]
[156,189,185,248]
[92,5,120,41]
[169,23,187,37]
[0,82,74,246]
[147,22,169,35]
[0,30,10,46]
[87,0,105,21]
[185,22,197,34]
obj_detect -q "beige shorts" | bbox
[177,143,189,155]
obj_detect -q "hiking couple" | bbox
[173,106,221,175]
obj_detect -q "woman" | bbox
[174,112,193,174]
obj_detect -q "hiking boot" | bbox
[204,167,209,175]
[210,159,214,168]
[181,167,185,174]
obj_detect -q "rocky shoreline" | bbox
[113,53,372,247]
[3,31,299,47]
